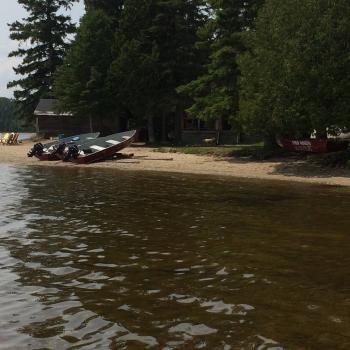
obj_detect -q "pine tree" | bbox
[109,0,207,143]
[53,10,115,125]
[84,0,123,18]
[7,0,77,122]
[178,0,263,127]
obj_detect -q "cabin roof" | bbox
[34,99,72,116]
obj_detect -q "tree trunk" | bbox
[174,106,182,145]
[263,134,279,150]
[215,117,223,145]
[147,114,155,144]
[161,114,167,144]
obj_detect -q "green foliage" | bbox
[109,1,161,123]
[239,0,350,138]
[84,0,123,19]
[8,0,77,122]
[154,143,263,157]
[178,0,263,123]
[53,10,115,119]
[108,0,207,137]
[0,98,23,131]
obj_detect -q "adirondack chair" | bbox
[10,132,20,145]
[0,133,10,145]
[5,133,15,145]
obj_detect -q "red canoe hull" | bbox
[279,139,349,153]
[72,131,137,164]
[35,153,60,161]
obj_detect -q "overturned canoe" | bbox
[278,138,349,153]
[27,133,100,161]
[63,130,137,164]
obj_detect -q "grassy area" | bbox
[153,143,266,158]
[154,143,350,166]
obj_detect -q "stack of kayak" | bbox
[28,130,137,164]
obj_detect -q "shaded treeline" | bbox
[54,0,262,142]
[239,0,350,142]
[0,98,24,132]
[8,0,350,143]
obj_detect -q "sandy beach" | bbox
[1,141,350,186]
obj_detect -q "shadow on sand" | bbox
[270,159,350,180]
[214,153,350,181]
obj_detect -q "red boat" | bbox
[278,138,349,153]
[63,130,137,164]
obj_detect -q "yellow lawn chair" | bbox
[0,133,10,145]
[6,133,15,145]
[10,132,20,145]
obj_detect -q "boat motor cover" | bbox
[64,145,80,161]
[27,143,44,157]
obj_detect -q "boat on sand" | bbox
[278,138,349,153]
[63,130,137,164]
[27,133,100,161]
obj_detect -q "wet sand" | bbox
[2,141,350,186]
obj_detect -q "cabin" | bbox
[138,113,251,145]
[34,99,125,137]
[181,113,238,145]
[34,99,93,137]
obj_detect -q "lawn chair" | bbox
[5,133,15,145]
[10,132,20,145]
[0,133,10,145]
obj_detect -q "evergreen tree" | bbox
[178,0,263,126]
[0,98,23,131]
[238,0,350,140]
[84,0,123,18]
[109,0,207,143]
[53,10,115,125]
[8,0,77,122]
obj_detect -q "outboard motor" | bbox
[51,143,66,156]
[63,145,79,162]
[27,143,44,157]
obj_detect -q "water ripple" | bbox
[0,165,349,349]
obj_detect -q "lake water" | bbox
[18,133,36,141]
[0,164,349,349]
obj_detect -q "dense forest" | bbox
[7,0,350,144]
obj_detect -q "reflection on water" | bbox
[0,164,349,349]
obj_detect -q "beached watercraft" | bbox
[278,138,349,153]
[27,133,100,161]
[63,130,137,164]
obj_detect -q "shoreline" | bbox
[2,141,350,187]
